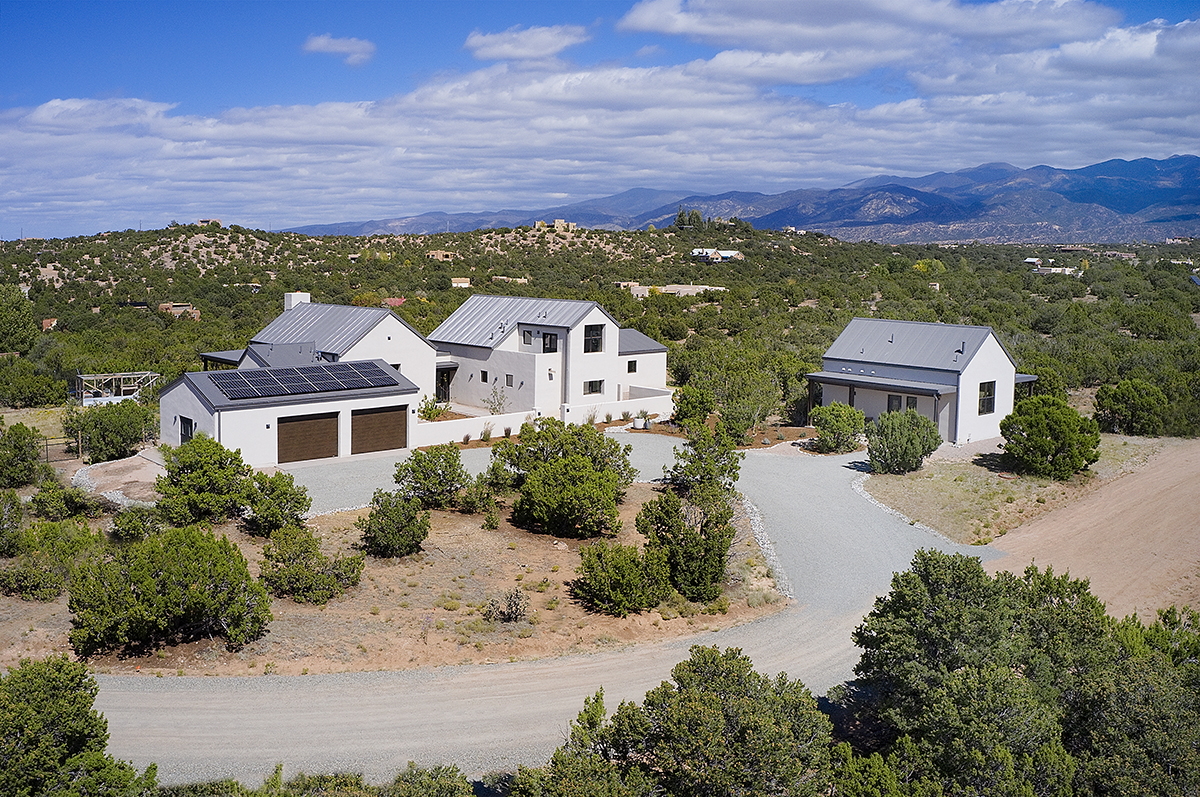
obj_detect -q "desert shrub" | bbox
[491,417,636,497]
[1094,377,1168,436]
[1001,395,1100,480]
[484,586,529,622]
[259,525,363,605]
[810,402,865,454]
[110,505,163,542]
[29,478,103,520]
[242,471,312,536]
[636,490,734,603]
[0,655,157,797]
[394,443,468,509]
[663,421,744,504]
[1,521,101,601]
[0,419,42,488]
[866,409,942,474]
[512,454,621,538]
[457,473,494,515]
[155,435,250,526]
[0,359,65,408]
[672,384,716,425]
[385,762,474,797]
[0,488,22,556]
[61,400,154,463]
[68,525,272,655]
[356,489,430,558]
[417,394,448,421]
[573,540,670,617]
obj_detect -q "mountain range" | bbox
[288,156,1200,243]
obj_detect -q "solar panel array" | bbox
[208,361,397,401]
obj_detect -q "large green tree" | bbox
[1093,377,1168,436]
[0,283,39,355]
[1001,395,1100,479]
[154,435,250,526]
[0,655,156,797]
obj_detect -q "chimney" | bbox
[284,292,311,311]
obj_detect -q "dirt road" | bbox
[985,437,1200,618]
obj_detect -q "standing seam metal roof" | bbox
[252,302,433,356]
[823,317,1013,374]
[618,328,668,355]
[428,295,618,349]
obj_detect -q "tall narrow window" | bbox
[523,330,533,346]
[583,324,604,353]
[506,374,514,387]
[978,381,996,415]
[888,394,902,413]
[180,416,195,444]
[627,360,637,373]
[543,333,558,353]
[481,370,489,384]
[906,396,918,411]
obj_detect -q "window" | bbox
[543,333,558,353]
[180,416,194,444]
[627,360,637,373]
[523,330,533,346]
[506,374,514,387]
[480,370,488,384]
[583,324,604,353]
[907,396,918,411]
[978,381,996,415]
[584,379,604,395]
[888,394,902,413]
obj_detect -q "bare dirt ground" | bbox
[983,437,1200,619]
[866,434,1200,619]
[1,479,784,676]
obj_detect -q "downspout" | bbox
[561,330,569,417]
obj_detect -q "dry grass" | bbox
[863,434,1165,544]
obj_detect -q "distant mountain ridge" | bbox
[287,156,1200,243]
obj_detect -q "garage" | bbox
[351,405,408,454]
[278,412,339,463]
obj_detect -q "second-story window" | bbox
[523,330,533,346]
[584,324,604,353]
[543,333,558,353]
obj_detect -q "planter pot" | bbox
[633,417,645,429]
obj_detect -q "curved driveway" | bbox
[95,430,996,785]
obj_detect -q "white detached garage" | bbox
[159,360,419,467]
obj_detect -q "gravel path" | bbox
[96,431,994,786]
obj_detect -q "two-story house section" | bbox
[427,295,668,420]
[806,317,1036,443]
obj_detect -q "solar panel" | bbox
[208,361,398,400]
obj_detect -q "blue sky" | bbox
[1,0,1197,237]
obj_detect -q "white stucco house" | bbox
[806,317,1035,443]
[427,294,671,423]
[162,292,672,466]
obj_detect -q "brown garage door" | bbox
[351,405,408,455]
[277,412,339,463]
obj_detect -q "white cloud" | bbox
[465,24,590,60]
[1,1,1197,237]
[303,34,377,66]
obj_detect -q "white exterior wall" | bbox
[564,307,622,407]
[955,335,1016,443]
[160,382,217,446]
[343,316,438,405]
[620,352,667,400]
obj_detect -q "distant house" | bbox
[381,297,406,307]
[623,282,727,299]
[450,277,471,289]
[690,248,744,262]
[806,317,1035,444]
[41,318,57,331]
[427,250,458,262]
[158,302,200,320]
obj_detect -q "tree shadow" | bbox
[972,451,1012,474]
[842,460,872,473]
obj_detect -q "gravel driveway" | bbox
[96,430,996,786]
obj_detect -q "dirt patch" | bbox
[984,437,1200,619]
[1,483,785,676]
[863,435,1164,544]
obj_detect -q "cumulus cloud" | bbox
[466,24,590,60]
[303,33,376,66]
[1,1,1197,237]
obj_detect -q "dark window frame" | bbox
[180,416,195,444]
[583,324,604,353]
[584,379,604,395]
[979,381,996,415]
[888,394,902,413]
[543,333,558,353]
[481,370,488,384]
[627,360,637,373]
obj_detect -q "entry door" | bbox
[277,412,339,463]
[436,369,454,402]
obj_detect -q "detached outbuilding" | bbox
[158,359,419,467]
[806,317,1035,444]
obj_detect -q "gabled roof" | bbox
[166,359,418,412]
[428,295,618,349]
[618,328,668,356]
[252,302,433,356]
[823,317,1013,374]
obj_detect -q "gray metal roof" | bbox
[618,328,668,356]
[823,317,1013,374]
[199,349,244,366]
[252,302,433,356]
[167,359,418,413]
[242,341,320,368]
[428,295,618,349]
[806,371,958,397]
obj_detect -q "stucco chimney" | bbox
[284,292,311,311]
